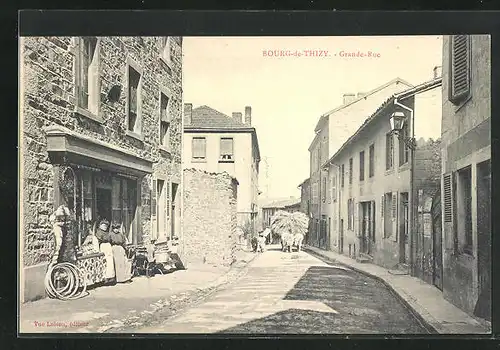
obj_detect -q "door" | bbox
[475,160,491,320]
[400,193,409,264]
[96,187,112,222]
[171,183,179,238]
[361,202,371,255]
[340,219,344,253]
[432,191,443,290]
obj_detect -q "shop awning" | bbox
[45,125,153,177]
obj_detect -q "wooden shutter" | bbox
[192,137,206,159]
[443,172,456,249]
[151,178,157,239]
[371,200,376,242]
[220,138,234,159]
[450,35,470,103]
[392,191,398,242]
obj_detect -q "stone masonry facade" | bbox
[20,36,183,301]
[183,169,239,267]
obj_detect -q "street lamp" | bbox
[390,111,417,273]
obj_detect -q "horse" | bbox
[281,232,293,253]
[292,233,304,252]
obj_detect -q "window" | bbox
[399,122,409,166]
[369,144,375,178]
[322,177,327,202]
[220,138,234,161]
[349,158,353,185]
[331,173,337,202]
[359,150,365,181]
[449,35,471,104]
[159,92,170,148]
[127,65,141,134]
[457,166,473,254]
[341,164,345,188]
[384,193,393,238]
[75,37,99,116]
[192,137,206,161]
[386,133,394,170]
[160,37,172,65]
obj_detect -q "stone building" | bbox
[322,77,442,273]
[183,104,261,237]
[19,36,183,302]
[182,169,239,267]
[298,178,311,217]
[308,78,413,250]
[441,35,491,321]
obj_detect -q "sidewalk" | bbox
[19,248,256,334]
[304,245,491,335]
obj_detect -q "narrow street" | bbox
[135,245,428,334]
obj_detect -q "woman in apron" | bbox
[95,219,115,283]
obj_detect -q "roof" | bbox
[298,178,310,188]
[185,105,261,162]
[313,77,414,133]
[262,198,301,209]
[321,77,442,169]
[186,105,249,129]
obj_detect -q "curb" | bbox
[303,246,439,335]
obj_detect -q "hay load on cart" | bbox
[270,210,309,253]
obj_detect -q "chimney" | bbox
[357,92,366,99]
[343,93,356,105]
[184,103,192,125]
[433,66,442,79]
[232,112,242,124]
[245,106,252,125]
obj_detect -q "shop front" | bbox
[45,125,153,289]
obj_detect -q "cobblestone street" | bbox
[135,245,428,334]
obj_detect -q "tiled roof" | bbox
[187,105,249,129]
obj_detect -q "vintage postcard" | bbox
[18,32,491,335]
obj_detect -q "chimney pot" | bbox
[245,106,252,125]
[343,93,356,105]
[232,112,243,124]
[184,103,192,125]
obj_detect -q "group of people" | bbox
[93,218,132,284]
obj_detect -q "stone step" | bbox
[355,253,373,264]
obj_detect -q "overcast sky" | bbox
[182,36,443,200]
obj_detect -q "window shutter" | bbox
[220,138,234,159]
[443,173,453,223]
[381,195,385,217]
[392,192,397,220]
[151,178,157,239]
[450,35,470,103]
[192,138,206,159]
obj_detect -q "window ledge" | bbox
[399,163,410,172]
[191,159,207,163]
[218,160,235,164]
[74,106,103,124]
[159,145,172,155]
[454,94,472,113]
[159,56,173,69]
[126,130,144,142]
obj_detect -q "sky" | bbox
[182,36,443,200]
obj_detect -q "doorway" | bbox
[475,160,491,321]
[340,219,344,254]
[171,183,179,238]
[431,191,443,290]
[360,201,374,255]
[400,192,409,264]
[96,187,112,222]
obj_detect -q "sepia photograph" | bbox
[18,32,491,335]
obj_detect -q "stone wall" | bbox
[183,169,238,267]
[20,36,183,301]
